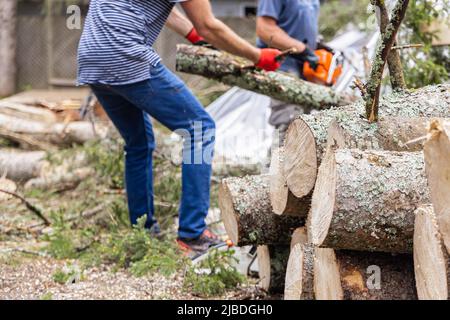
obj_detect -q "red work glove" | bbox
[186,28,209,46]
[255,48,282,72]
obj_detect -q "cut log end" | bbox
[314,248,344,300]
[257,245,290,293]
[315,248,417,300]
[270,147,311,217]
[283,118,318,198]
[218,180,239,245]
[414,205,450,300]
[284,243,305,300]
[310,147,336,246]
[424,120,450,253]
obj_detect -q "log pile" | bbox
[217,84,450,299]
[0,95,109,190]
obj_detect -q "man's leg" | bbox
[112,63,216,240]
[90,84,157,229]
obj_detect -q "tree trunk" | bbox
[414,205,450,300]
[176,44,353,111]
[284,242,315,300]
[328,116,449,151]
[0,113,108,147]
[0,150,49,181]
[257,245,290,294]
[314,248,416,300]
[0,0,17,97]
[269,147,311,217]
[0,101,57,122]
[219,175,304,246]
[424,120,450,254]
[310,148,429,253]
[283,84,450,198]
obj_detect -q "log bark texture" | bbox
[314,248,416,300]
[414,205,450,300]
[310,148,429,253]
[269,147,311,217]
[0,0,17,97]
[424,120,450,254]
[257,245,290,294]
[176,44,352,111]
[284,242,315,300]
[0,150,49,181]
[283,84,450,198]
[328,116,450,151]
[219,175,304,246]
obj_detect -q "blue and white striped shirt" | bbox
[78,0,182,85]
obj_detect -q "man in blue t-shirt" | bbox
[256,0,321,134]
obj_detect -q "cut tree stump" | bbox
[424,120,450,254]
[283,84,449,198]
[284,237,315,300]
[314,248,416,300]
[269,147,311,217]
[176,44,353,111]
[219,175,304,246]
[0,150,49,181]
[310,148,429,253]
[414,205,450,300]
[257,245,290,294]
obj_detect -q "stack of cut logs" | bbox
[0,95,109,191]
[219,84,450,300]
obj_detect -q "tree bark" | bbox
[0,113,108,147]
[257,245,290,294]
[284,242,315,300]
[219,175,304,246]
[283,84,450,198]
[314,248,416,300]
[0,0,17,97]
[310,148,429,253]
[424,120,450,254]
[0,101,57,122]
[0,150,49,182]
[414,205,450,300]
[372,0,407,90]
[328,116,449,151]
[176,44,352,111]
[365,0,409,121]
[269,147,311,217]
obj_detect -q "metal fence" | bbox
[16,0,256,90]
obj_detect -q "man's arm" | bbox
[256,16,306,53]
[180,0,261,63]
[165,6,194,37]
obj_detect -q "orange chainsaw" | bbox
[303,49,344,87]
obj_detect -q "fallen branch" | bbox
[0,188,51,225]
[373,0,407,90]
[365,0,410,121]
[176,44,353,111]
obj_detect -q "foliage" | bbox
[52,265,82,285]
[83,217,187,277]
[319,0,372,40]
[84,139,125,190]
[184,248,245,297]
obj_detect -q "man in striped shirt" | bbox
[78,0,282,256]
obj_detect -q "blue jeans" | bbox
[90,63,215,239]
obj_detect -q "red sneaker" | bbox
[177,229,223,258]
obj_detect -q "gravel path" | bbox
[0,256,191,300]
